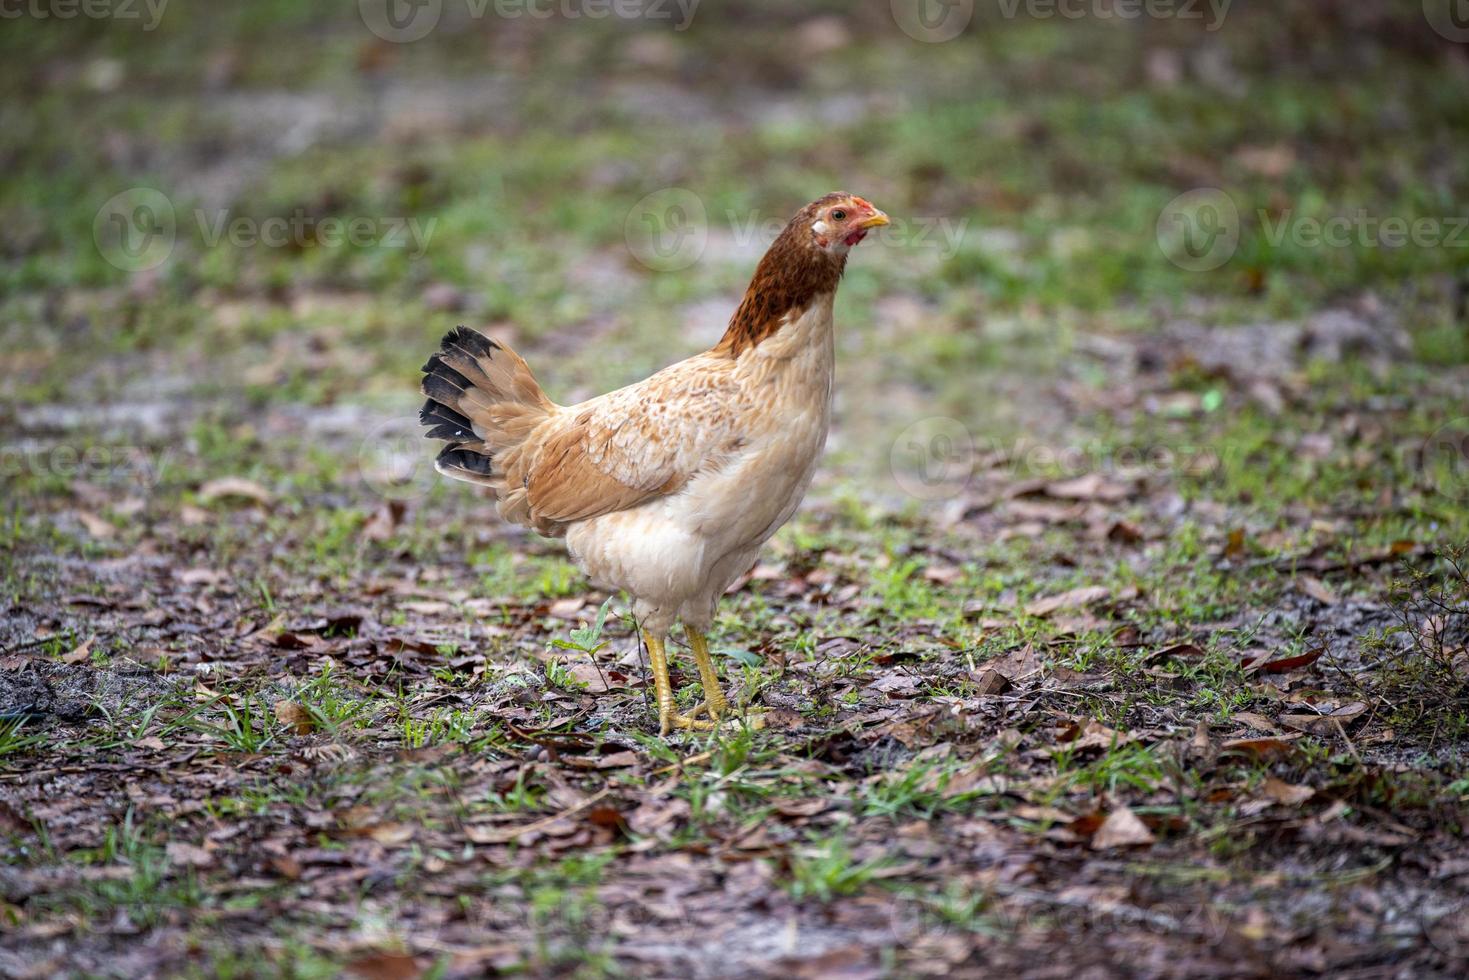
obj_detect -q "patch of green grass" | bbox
[33,811,202,929]
[784,833,890,903]
[0,717,46,758]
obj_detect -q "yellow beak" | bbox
[859,209,891,229]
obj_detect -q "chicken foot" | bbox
[643,630,716,734]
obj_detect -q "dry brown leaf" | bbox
[62,636,94,664]
[1261,777,1315,806]
[970,668,1011,695]
[548,596,587,619]
[198,476,273,505]
[1297,575,1338,605]
[362,500,406,542]
[1091,805,1156,849]
[1044,473,1130,501]
[367,823,414,846]
[345,952,426,980]
[274,700,315,735]
[1281,701,1368,735]
[1025,586,1110,618]
[1241,647,1325,674]
[165,841,215,868]
[76,511,116,539]
[1221,736,1300,758]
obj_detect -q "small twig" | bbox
[1332,718,1364,767]
[494,786,611,842]
[0,631,76,655]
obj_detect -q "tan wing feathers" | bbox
[518,358,743,526]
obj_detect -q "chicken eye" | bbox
[830,209,848,221]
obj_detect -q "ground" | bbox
[3,2,1469,978]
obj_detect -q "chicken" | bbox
[420,192,889,734]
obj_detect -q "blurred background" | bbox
[2,0,1468,551]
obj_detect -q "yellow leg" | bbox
[643,630,713,735]
[688,630,729,721]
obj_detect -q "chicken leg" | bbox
[688,630,729,722]
[644,630,715,734]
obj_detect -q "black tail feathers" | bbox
[421,325,499,482]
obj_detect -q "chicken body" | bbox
[565,291,835,637]
[420,193,887,733]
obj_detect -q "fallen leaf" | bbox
[1241,647,1325,674]
[362,500,406,542]
[1261,777,1315,806]
[198,476,273,506]
[165,841,215,868]
[1221,736,1300,759]
[548,597,586,619]
[1281,701,1368,735]
[970,668,1011,695]
[76,511,116,539]
[1297,575,1338,605]
[1091,805,1156,849]
[1106,520,1144,544]
[1026,586,1110,618]
[274,701,315,735]
[62,636,94,664]
[345,952,425,980]
[1044,473,1130,501]
[1144,641,1205,664]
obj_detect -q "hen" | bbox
[420,192,888,733]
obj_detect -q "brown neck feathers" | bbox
[713,204,847,358]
